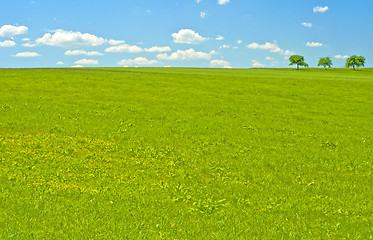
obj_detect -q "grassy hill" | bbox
[1,68,372,239]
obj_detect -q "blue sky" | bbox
[0,0,372,68]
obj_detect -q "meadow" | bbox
[0,67,372,239]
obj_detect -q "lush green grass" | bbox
[0,68,372,239]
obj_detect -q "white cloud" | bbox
[144,46,171,52]
[14,52,40,57]
[247,42,295,55]
[57,61,64,65]
[105,43,143,53]
[22,38,30,41]
[265,56,275,60]
[196,0,202,3]
[0,40,16,47]
[157,49,211,61]
[237,40,242,44]
[22,43,38,47]
[216,35,224,41]
[36,29,106,48]
[219,45,230,49]
[313,6,328,13]
[65,50,103,56]
[118,57,158,66]
[108,39,125,45]
[74,59,99,65]
[0,25,28,38]
[252,60,265,68]
[218,0,230,5]
[306,42,323,47]
[72,65,84,68]
[171,29,208,44]
[301,22,312,27]
[247,42,279,51]
[209,50,219,55]
[200,11,206,18]
[283,50,295,55]
[210,59,231,68]
[335,55,349,59]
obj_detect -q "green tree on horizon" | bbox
[346,55,365,70]
[289,55,309,70]
[318,57,333,69]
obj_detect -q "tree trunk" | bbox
[297,65,299,70]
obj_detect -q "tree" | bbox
[289,55,309,70]
[346,55,365,70]
[318,57,333,69]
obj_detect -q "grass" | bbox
[0,67,372,239]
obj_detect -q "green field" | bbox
[0,68,372,239]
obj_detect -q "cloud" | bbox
[210,59,231,68]
[283,50,295,55]
[36,29,106,48]
[108,39,125,45]
[219,45,230,49]
[209,50,219,55]
[171,29,208,44]
[237,40,242,44]
[157,49,211,61]
[247,42,295,55]
[74,59,99,65]
[0,40,16,47]
[118,57,158,66]
[216,35,224,41]
[105,43,143,53]
[313,6,328,13]
[65,50,103,56]
[334,55,349,59]
[22,43,38,47]
[306,42,323,47]
[14,52,40,57]
[301,22,312,27]
[144,46,171,52]
[252,60,265,68]
[200,11,206,18]
[247,42,279,51]
[0,25,28,38]
[57,61,64,65]
[22,38,30,41]
[265,56,275,60]
[196,0,202,3]
[218,0,230,5]
[107,44,169,53]
[71,65,84,68]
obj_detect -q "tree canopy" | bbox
[289,55,309,70]
[346,55,365,70]
[318,57,333,69]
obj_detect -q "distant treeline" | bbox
[289,55,365,70]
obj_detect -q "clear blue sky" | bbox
[0,0,372,68]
